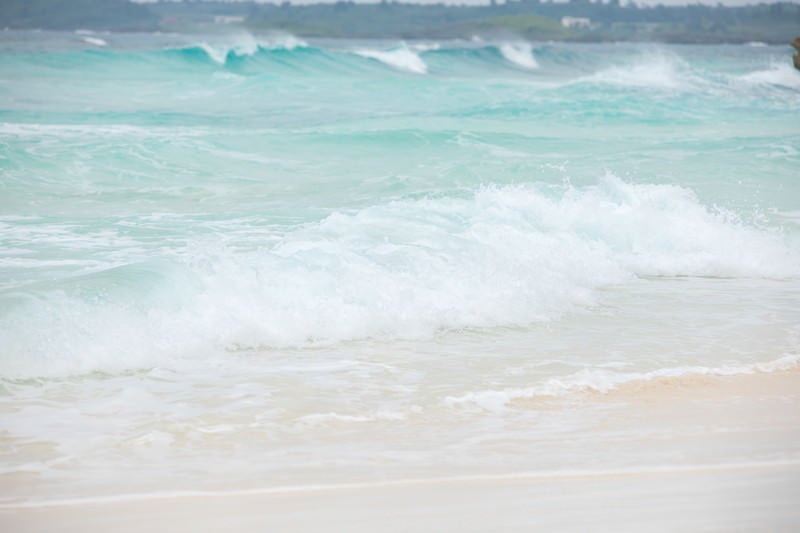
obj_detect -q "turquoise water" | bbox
[1,30,799,502]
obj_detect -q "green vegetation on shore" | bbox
[1,0,798,45]
[0,0,156,31]
[437,14,571,41]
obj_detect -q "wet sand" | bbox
[2,369,798,532]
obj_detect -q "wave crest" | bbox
[498,42,539,70]
[1,176,797,377]
[354,44,428,74]
[579,51,696,90]
[738,63,800,89]
[191,32,307,65]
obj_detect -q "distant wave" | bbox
[563,50,800,95]
[7,40,711,83]
[190,33,308,65]
[81,36,108,47]
[3,40,547,77]
[9,40,545,76]
[354,44,428,74]
[7,38,790,86]
[352,41,545,74]
[577,51,695,90]
[738,63,800,90]
[498,42,539,70]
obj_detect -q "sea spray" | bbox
[1,177,797,377]
[355,44,428,74]
[498,42,539,70]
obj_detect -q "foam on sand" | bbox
[3,368,799,531]
[444,353,800,411]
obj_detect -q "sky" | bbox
[133,0,799,6]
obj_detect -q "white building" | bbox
[561,17,591,29]
[214,16,246,25]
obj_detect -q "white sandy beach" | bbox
[3,369,798,532]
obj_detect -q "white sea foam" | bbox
[445,353,800,411]
[212,71,245,82]
[198,42,235,65]
[264,32,308,50]
[738,63,800,89]
[81,37,108,47]
[498,42,539,70]
[581,51,694,90]
[297,411,408,426]
[355,45,428,74]
[409,42,440,53]
[0,122,209,139]
[0,176,797,377]
[197,32,306,65]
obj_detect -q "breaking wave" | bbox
[1,176,797,377]
[498,42,539,70]
[354,44,428,74]
[738,63,800,89]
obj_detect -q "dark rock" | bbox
[794,37,800,71]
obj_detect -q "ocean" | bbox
[1,30,799,506]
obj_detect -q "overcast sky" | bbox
[134,0,800,6]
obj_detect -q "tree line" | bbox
[1,0,798,44]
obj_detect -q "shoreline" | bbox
[3,464,799,532]
[2,366,798,531]
[1,28,797,47]
[2,457,798,510]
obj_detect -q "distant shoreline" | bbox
[1,0,799,46]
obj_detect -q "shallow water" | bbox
[0,30,799,503]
